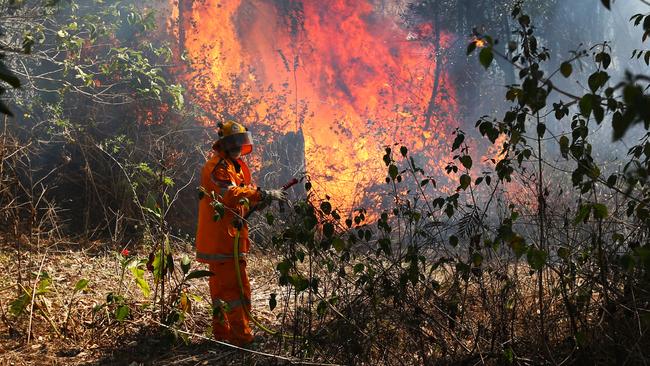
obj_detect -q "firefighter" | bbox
[196,120,286,345]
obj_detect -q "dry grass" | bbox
[0,237,304,365]
[1,235,647,365]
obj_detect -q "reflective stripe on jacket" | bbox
[195,153,261,264]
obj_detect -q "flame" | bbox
[172,0,459,212]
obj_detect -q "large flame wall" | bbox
[172,0,458,211]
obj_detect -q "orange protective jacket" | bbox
[196,153,262,263]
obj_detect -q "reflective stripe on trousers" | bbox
[213,297,251,310]
[196,252,247,262]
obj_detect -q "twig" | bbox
[27,250,47,343]
[154,321,343,366]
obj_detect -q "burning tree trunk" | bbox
[258,129,306,198]
[424,0,442,130]
[177,0,193,54]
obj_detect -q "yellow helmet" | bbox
[212,120,253,155]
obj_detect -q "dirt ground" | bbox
[0,239,313,365]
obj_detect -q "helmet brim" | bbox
[218,132,253,156]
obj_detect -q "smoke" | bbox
[541,0,648,159]
[611,1,648,75]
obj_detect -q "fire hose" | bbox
[233,178,302,338]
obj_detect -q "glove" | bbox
[261,189,288,203]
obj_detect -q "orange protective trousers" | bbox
[209,259,253,345]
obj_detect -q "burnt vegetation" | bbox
[1,0,650,365]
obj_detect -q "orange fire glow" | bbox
[171,0,459,212]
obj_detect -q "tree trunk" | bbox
[178,0,193,54]
[423,0,442,130]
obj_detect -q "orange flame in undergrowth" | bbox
[474,38,486,48]
[171,0,459,212]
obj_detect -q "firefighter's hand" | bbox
[263,189,288,202]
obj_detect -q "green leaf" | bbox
[239,197,250,210]
[290,274,309,292]
[323,222,335,238]
[526,248,547,270]
[0,63,21,88]
[620,254,635,271]
[332,238,345,252]
[115,305,130,322]
[607,174,618,187]
[467,41,477,55]
[36,274,52,295]
[592,203,608,219]
[445,204,455,218]
[134,276,151,298]
[269,293,277,311]
[185,270,214,281]
[503,347,515,364]
[518,14,531,27]
[471,252,484,267]
[506,89,519,101]
[130,266,151,298]
[276,260,291,276]
[388,164,398,180]
[9,292,30,316]
[508,235,527,258]
[166,253,174,275]
[612,111,630,140]
[459,174,471,190]
[574,204,591,224]
[588,71,609,92]
[320,201,332,215]
[180,255,191,275]
[557,247,570,260]
[452,133,465,151]
[593,105,605,124]
[601,53,612,69]
[74,279,89,292]
[265,212,275,225]
[378,238,392,255]
[211,201,225,222]
[459,155,473,170]
[560,62,573,78]
[317,300,328,316]
[559,135,569,159]
[479,47,494,69]
[579,94,594,117]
